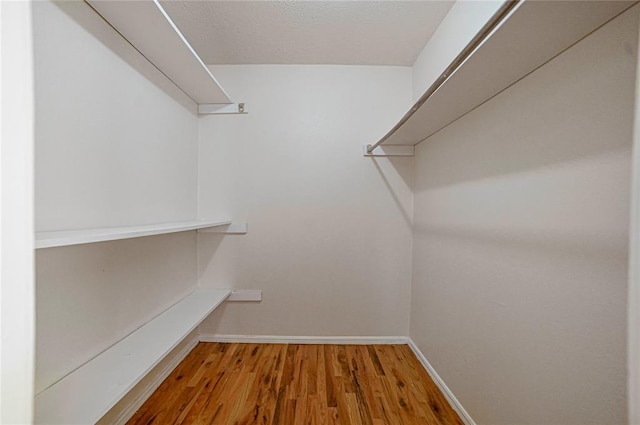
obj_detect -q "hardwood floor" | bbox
[127,343,463,425]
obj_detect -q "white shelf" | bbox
[86,0,231,105]
[35,289,231,425]
[378,1,633,147]
[36,219,231,249]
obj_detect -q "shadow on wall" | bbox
[196,233,240,337]
[369,157,413,229]
[197,233,225,280]
[43,1,196,113]
[411,9,637,254]
[411,138,632,424]
[197,232,243,287]
[198,303,229,337]
[413,25,635,194]
[409,8,636,423]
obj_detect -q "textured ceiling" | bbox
[160,1,454,65]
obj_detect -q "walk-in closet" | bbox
[2,0,639,424]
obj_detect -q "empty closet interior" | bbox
[27,0,639,424]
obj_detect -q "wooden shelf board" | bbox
[34,289,231,425]
[36,219,232,249]
[86,0,231,105]
[380,1,634,146]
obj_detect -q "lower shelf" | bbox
[34,289,231,425]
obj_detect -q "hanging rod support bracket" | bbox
[199,103,248,115]
[363,145,414,157]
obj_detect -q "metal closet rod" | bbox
[367,0,522,153]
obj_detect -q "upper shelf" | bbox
[86,0,231,105]
[36,219,231,249]
[376,0,634,147]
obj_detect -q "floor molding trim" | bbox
[199,334,410,345]
[108,336,199,425]
[407,339,476,425]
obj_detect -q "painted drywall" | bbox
[198,65,414,338]
[33,0,201,400]
[35,233,198,395]
[629,13,640,423]
[410,6,637,425]
[33,1,198,232]
[411,0,504,101]
[1,1,35,422]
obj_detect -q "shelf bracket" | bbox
[363,145,414,157]
[198,103,248,115]
[227,290,262,302]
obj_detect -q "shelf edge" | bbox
[368,0,521,151]
[34,289,231,424]
[35,219,232,249]
[85,0,232,105]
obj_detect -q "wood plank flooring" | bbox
[127,343,463,425]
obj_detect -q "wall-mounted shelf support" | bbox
[227,290,262,302]
[363,145,414,157]
[198,103,248,115]
[198,222,248,235]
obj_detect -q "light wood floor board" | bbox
[126,343,463,425]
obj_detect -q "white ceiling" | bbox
[160,1,454,66]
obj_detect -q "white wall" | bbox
[198,65,414,338]
[34,1,198,232]
[412,1,504,101]
[410,6,637,425]
[33,0,201,397]
[629,10,640,422]
[1,1,35,422]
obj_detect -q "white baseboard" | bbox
[407,339,476,425]
[105,336,199,425]
[199,334,410,345]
